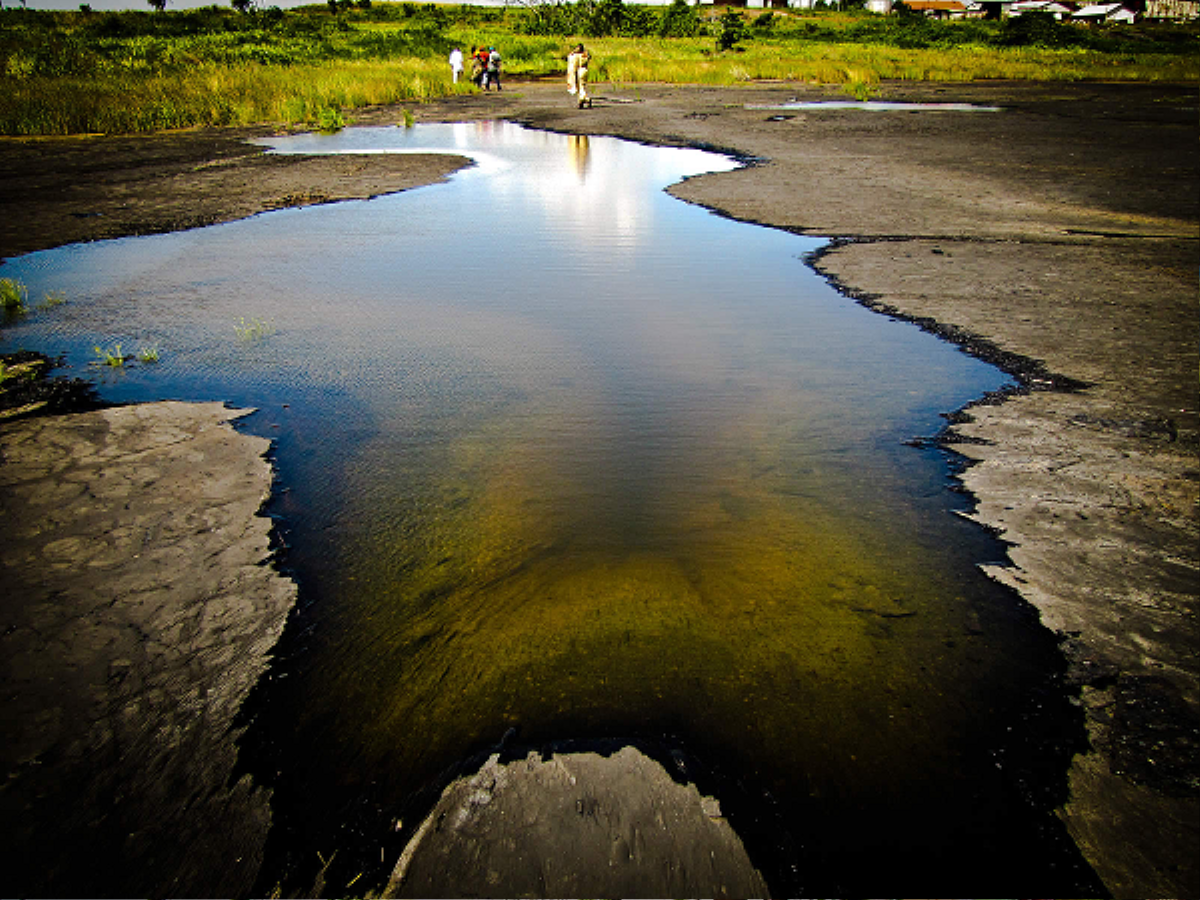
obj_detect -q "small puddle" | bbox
[2,122,1090,896]
[748,100,1003,112]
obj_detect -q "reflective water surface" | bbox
[746,100,1003,112]
[2,122,1094,895]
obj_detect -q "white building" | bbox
[1073,2,1137,20]
[1008,0,1074,16]
[746,0,892,8]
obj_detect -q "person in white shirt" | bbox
[566,44,592,109]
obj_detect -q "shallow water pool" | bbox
[1,122,1095,895]
[746,100,1003,112]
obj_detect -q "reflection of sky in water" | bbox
[253,122,730,255]
[0,123,1090,896]
[746,101,1003,112]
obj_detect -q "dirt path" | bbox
[1,79,1196,898]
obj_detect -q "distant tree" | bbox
[231,0,253,12]
[716,6,744,49]
[658,0,699,36]
[587,0,628,36]
[996,9,1082,45]
[620,3,655,35]
[147,0,167,10]
[79,2,94,10]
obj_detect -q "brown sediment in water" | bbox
[0,79,1195,898]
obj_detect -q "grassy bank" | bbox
[1,58,472,133]
[583,36,1193,85]
[1,2,1195,134]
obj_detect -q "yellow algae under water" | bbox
[308,408,1003,802]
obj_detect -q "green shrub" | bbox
[316,103,344,131]
[994,11,1087,47]
[658,0,699,38]
[716,7,744,51]
[751,11,775,34]
[0,278,29,314]
[519,0,655,38]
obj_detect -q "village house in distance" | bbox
[713,0,1198,22]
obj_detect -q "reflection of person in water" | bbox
[568,134,590,181]
[566,43,592,109]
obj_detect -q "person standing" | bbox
[566,43,592,109]
[470,46,486,88]
[448,47,463,84]
[486,46,502,91]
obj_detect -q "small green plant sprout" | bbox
[844,79,880,101]
[137,344,161,363]
[317,105,345,133]
[93,343,128,367]
[1,278,29,315]
[37,291,68,310]
[402,108,415,128]
[234,317,274,342]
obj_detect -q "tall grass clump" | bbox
[577,33,1197,86]
[233,316,274,341]
[1,4,473,133]
[0,57,467,134]
[93,342,128,367]
[1,278,29,315]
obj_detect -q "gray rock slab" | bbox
[0,401,296,897]
[386,745,770,899]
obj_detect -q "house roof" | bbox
[1010,0,1076,10]
[1074,2,1127,12]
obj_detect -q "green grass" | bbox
[1,58,474,134]
[316,103,346,132]
[88,341,161,366]
[93,342,128,367]
[1,2,1195,135]
[36,290,67,310]
[234,316,274,341]
[1,277,29,314]
[576,34,1197,84]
